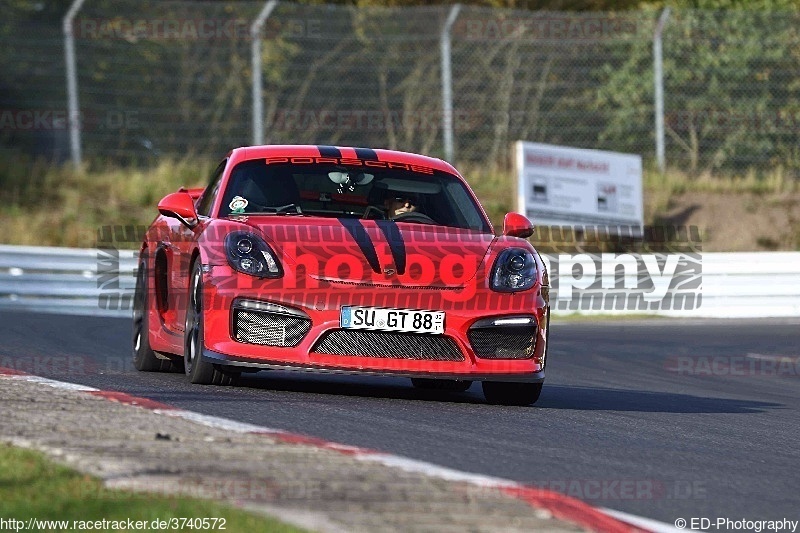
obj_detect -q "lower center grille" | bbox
[312,330,464,361]
[234,309,311,347]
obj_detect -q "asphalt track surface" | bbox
[1,311,798,526]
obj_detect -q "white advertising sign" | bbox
[515,141,643,235]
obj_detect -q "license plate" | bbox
[340,306,445,335]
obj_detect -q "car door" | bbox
[170,160,227,331]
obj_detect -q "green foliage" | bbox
[2,1,800,179]
[261,0,798,10]
[665,0,798,9]
[0,444,304,532]
[596,8,800,176]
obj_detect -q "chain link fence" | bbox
[2,2,799,176]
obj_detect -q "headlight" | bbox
[225,231,282,278]
[490,248,537,292]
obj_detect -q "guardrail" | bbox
[1,245,799,318]
[0,245,138,317]
[541,252,800,319]
[659,252,800,318]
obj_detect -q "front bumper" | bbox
[201,265,549,380]
[203,349,545,383]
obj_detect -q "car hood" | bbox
[241,217,495,288]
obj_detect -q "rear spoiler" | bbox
[178,186,205,200]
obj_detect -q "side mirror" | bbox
[502,212,534,238]
[158,192,198,228]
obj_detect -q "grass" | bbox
[0,151,214,248]
[0,152,797,248]
[642,166,799,196]
[456,162,517,226]
[0,443,304,532]
[643,166,800,230]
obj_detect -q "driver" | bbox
[384,194,417,219]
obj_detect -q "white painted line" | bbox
[6,374,99,392]
[601,508,680,532]
[356,452,517,488]
[145,413,660,532]
[321,442,370,454]
[746,353,799,363]
[151,410,526,492]
[156,409,284,434]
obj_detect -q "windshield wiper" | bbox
[247,203,304,215]
[273,203,303,215]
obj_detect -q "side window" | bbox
[196,160,226,217]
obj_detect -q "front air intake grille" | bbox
[468,326,537,359]
[234,309,311,347]
[312,330,464,361]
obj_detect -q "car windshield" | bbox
[218,159,491,232]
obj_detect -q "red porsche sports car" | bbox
[133,145,550,405]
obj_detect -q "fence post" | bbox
[63,0,87,168]
[440,4,461,163]
[653,7,670,174]
[251,0,278,146]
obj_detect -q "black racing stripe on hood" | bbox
[375,220,406,275]
[317,145,342,157]
[353,147,379,160]
[338,218,381,273]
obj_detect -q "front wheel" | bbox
[184,261,239,386]
[133,259,180,372]
[482,381,542,406]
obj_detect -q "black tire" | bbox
[210,365,240,386]
[133,259,177,372]
[410,378,472,392]
[184,260,240,386]
[482,381,543,406]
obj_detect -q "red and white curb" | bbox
[0,367,677,533]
